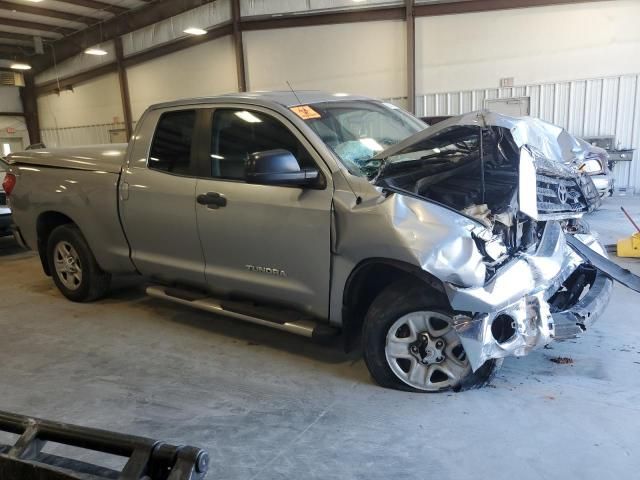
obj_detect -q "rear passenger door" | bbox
[120,108,207,287]
[194,106,333,319]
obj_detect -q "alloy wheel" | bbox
[385,311,471,391]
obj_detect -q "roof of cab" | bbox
[148,90,374,111]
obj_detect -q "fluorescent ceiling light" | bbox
[235,111,262,124]
[85,47,108,56]
[10,63,31,70]
[184,27,207,36]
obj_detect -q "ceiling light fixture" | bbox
[10,63,31,70]
[84,47,108,56]
[184,27,207,36]
[235,111,262,124]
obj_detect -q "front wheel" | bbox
[363,279,501,392]
[47,224,111,302]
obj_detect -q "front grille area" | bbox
[536,175,587,215]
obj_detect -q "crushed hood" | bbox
[375,110,583,175]
[372,110,600,221]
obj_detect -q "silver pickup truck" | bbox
[3,92,630,392]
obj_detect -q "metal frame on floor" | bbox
[0,411,209,480]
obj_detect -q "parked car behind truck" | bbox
[0,161,12,237]
[3,92,629,392]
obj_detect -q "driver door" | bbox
[194,106,333,319]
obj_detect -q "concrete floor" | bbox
[1,197,639,480]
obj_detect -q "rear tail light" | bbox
[2,173,16,197]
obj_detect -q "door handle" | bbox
[197,192,227,209]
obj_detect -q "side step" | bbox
[146,285,339,340]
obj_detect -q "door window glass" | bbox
[210,109,314,180]
[148,110,196,175]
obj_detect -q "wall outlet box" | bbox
[500,77,515,88]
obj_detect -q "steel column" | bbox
[19,74,41,145]
[232,0,247,92]
[406,0,416,114]
[114,37,133,140]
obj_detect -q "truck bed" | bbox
[6,144,128,174]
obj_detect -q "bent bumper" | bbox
[444,222,612,370]
[552,272,612,339]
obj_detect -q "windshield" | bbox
[300,101,426,177]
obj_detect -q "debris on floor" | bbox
[549,356,574,365]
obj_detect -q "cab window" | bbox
[148,110,196,175]
[209,109,315,181]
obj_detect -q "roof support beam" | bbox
[413,0,606,16]
[31,0,217,72]
[406,0,415,114]
[231,0,247,92]
[0,31,36,43]
[0,44,31,57]
[35,23,233,96]
[114,37,133,140]
[121,23,232,69]
[36,63,118,95]
[0,18,74,36]
[241,6,405,31]
[53,0,128,15]
[0,1,94,24]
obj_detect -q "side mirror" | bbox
[245,149,321,187]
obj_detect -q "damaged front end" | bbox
[446,223,612,369]
[374,111,615,370]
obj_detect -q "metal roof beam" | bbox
[52,0,128,16]
[31,0,217,72]
[0,1,95,24]
[0,18,75,36]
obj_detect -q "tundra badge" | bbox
[245,265,287,277]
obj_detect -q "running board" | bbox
[146,285,339,340]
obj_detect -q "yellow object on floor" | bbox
[617,232,640,258]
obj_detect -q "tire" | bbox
[47,224,111,302]
[363,279,501,393]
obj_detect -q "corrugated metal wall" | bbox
[416,74,640,193]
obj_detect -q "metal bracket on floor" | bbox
[0,410,209,480]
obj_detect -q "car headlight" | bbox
[580,159,604,174]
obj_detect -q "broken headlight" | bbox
[579,159,604,175]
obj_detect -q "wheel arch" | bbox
[341,258,447,351]
[36,211,77,276]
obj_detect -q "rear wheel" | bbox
[47,224,111,302]
[363,279,501,392]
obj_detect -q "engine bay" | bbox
[378,126,538,259]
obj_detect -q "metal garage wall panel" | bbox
[0,86,22,112]
[121,0,232,57]
[40,122,135,148]
[240,0,402,17]
[416,73,640,193]
[35,41,116,86]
